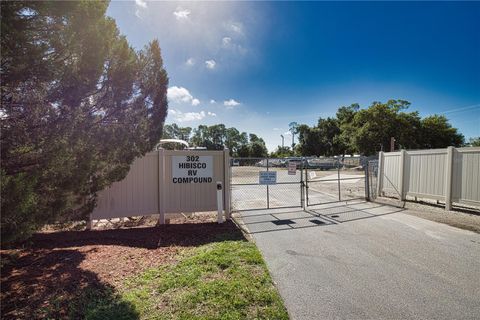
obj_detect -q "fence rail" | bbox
[378,147,480,210]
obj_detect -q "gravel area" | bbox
[374,196,480,233]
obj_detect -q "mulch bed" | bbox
[1,215,244,319]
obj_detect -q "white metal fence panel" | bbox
[91,149,230,222]
[92,152,159,219]
[452,148,480,206]
[382,153,401,196]
[406,149,447,199]
[378,147,480,210]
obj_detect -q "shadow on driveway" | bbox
[234,201,405,234]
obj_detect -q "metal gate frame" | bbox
[230,157,304,211]
[305,157,369,207]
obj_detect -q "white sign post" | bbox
[288,162,297,175]
[172,155,213,183]
[259,171,277,185]
[216,181,224,224]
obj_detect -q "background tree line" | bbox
[285,100,465,157]
[1,1,168,244]
[162,123,268,158]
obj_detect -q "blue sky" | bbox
[107,1,480,151]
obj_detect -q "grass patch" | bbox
[69,238,288,319]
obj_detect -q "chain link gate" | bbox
[230,158,304,211]
[305,156,369,206]
[367,159,379,201]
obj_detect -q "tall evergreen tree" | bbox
[1,1,168,244]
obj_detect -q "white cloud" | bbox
[185,58,195,66]
[167,86,200,106]
[205,60,216,69]
[273,128,280,131]
[169,109,216,122]
[224,99,241,109]
[210,99,216,104]
[226,21,244,36]
[220,36,247,55]
[134,0,147,19]
[167,86,193,103]
[173,8,191,21]
[135,0,147,9]
[170,109,205,122]
[222,37,232,47]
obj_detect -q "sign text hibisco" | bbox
[172,155,213,183]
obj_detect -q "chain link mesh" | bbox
[231,158,303,211]
[306,157,367,206]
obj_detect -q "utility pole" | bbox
[390,137,395,152]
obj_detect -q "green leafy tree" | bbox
[189,124,254,156]
[420,115,464,149]
[270,146,294,158]
[225,127,248,156]
[1,1,168,244]
[336,103,360,154]
[248,134,268,158]
[288,122,299,149]
[296,124,322,156]
[161,124,191,149]
[297,118,342,156]
[295,100,463,157]
[466,137,480,147]
[350,100,422,155]
[190,125,209,148]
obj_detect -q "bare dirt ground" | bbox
[0,213,244,320]
[375,197,480,233]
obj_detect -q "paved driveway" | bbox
[236,201,480,320]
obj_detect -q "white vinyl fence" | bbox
[90,149,231,226]
[377,147,480,210]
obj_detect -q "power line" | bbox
[439,103,480,115]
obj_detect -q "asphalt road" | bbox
[237,201,480,320]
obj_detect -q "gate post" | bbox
[157,148,165,225]
[377,151,384,197]
[301,158,305,210]
[223,149,231,219]
[445,146,454,211]
[337,161,341,201]
[305,162,309,207]
[399,149,407,201]
[365,159,370,201]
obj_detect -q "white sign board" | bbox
[259,171,277,185]
[288,162,297,175]
[172,155,213,183]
